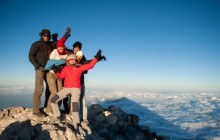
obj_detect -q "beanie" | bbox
[57,37,66,48]
[67,54,76,61]
[73,41,82,50]
[76,51,83,57]
[39,29,51,36]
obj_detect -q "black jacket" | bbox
[29,39,52,69]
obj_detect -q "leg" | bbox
[50,88,70,118]
[57,79,69,112]
[57,79,63,108]
[46,72,58,112]
[63,97,69,113]
[70,88,81,125]
[44,72,50,108]
[33,69,44,113]
[80,84,87,121]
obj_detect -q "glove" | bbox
[95,49,102,61]
[38,66,46,71]
[52,33,58,41]
[63,27,71,39]
[100,55,107,61]
[51,65,60,73]
[66,27,71,33]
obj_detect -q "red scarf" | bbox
[57,48,66,55]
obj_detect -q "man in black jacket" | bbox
[29,29,53,117]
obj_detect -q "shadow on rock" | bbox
[87,103,169,140]
[0,120,51,140]
[89,97,194,140]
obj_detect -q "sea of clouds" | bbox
[0,86,219,140]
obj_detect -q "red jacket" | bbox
[56,58,98,88]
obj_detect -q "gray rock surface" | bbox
[0,105,170,140]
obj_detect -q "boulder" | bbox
[0,105,170,140]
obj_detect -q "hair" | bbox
[73,41,82,50]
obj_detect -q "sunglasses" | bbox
[43,34,50,37]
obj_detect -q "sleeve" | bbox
[79,58,98,72]
[50,49,57,59]
[29,42,40,69]
[56,66,67,79]
[63,30,71,39]
[81,60,92,65]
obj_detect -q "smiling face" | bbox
[57,47,64,53]
[42,34,50,42]
[73,46,80,54]
[68,59,76,65]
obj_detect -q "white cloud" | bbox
[0,86,34,95]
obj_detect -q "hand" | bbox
[38,66,46,71]
[95,49,102,61]
[100,55,107,61]
[63,28,71,39]
[52,33,58,38]
[66,27,71,33]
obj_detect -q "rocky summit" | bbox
[0,105,170,140]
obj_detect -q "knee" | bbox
[72,102,79,112]
[50,94,59,103]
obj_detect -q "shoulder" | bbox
[51,49,57,54]
[31,40,44,47]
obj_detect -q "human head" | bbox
[39,29,51,42]
[67,54,76,65]
[57,46,64,53]
[57,37,67,53]
[73,41,82,54]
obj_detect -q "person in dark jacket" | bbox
[29,29,53,117]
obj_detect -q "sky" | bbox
[0,0,220,92]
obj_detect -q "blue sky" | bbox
[0,0,219,92]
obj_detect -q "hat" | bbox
[39,29,51,36]
[73,41,82,50]
[57,37,66,48]
[67,54,76,61]
[76,51,83,57]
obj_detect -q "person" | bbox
[44,28,71,116]
[50,50,104,129]
[72,41,89,122]
[29,29,52,117]
[71,42,106,121]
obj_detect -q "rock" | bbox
[106,114,117,125]
[0,105,170,140]
[127,114,139,126]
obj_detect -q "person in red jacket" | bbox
[50,50,103,129]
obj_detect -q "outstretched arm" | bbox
[79,49,103,71]
[79,57,98,72]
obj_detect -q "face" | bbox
[69,59,76,65]
[42,34,50,42]
[74,47,80,54]
[57,47,64,53]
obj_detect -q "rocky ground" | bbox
[0,104,170,140]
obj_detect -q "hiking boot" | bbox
[33,112,46,118]
[82,120,89,124]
